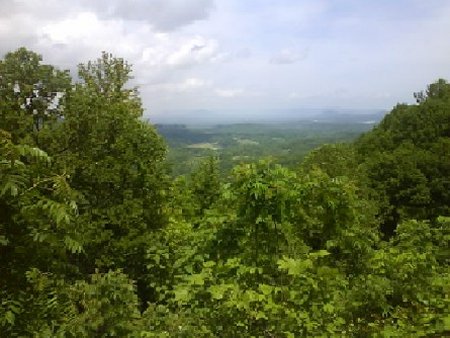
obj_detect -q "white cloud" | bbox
[270,48,308,64]
[215,88,244,98]
[40,13,116,45]
[146,77,211,93]
[235,47,252,59]
[141,35,221,68]
[2,0,450,116]
[0,0,214,31]
[97,0,215,31]
[34,12,149,69]
[0,0,80,20]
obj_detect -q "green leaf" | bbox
[259,284,273,296]
[323,303,334,314]
[277,257,313,276]
[0,235,8,246]
[5,311,15,325]
[174,288,191,303]
[443,315,450,330]
[209,284,229,300]
[203,260,216,268]
[187,273,206,286]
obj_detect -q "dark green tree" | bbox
[0,130,82,335]
[299,143,359,179]
[356,79,450,236]
[51,52,168,305]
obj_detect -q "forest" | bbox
[0,48,449,337]
[157,120,379,176]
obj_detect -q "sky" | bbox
[1,0,450,121]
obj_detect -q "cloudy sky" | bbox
[1,0,450,121]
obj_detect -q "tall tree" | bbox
[52,53,168,302]
[356,79,450,235]
[0,47,71,144]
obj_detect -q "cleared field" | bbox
[234,138,259,145]
[186,142,221,150]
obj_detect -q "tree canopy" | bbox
[1,48,449,337]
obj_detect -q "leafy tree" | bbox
[1,268,142,337]
[230,161,295,267]
[63,270,142,337]
[299,143,359,179]
[356,79,450,235]
[189,156,222,217]
[2,48,449,337]
[0,130,82,335]
[50,53,168,305]
[349,217,450,336]
[0,47,71,144]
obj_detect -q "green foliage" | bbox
[145,215,448,337]
[298,142,372,197]
[166,156,223,227]
[1,48,449,337]
[50,52,169,286]
[161,122,374,176]
[141,161,381,336]
[348,217,450,336]
[64,270,141,337]
[1,269,142,337]
[356,79,450,236]
[0,131,84,336]
[0,130,82,259]
[189,156,222,216]
[0,47,71,144]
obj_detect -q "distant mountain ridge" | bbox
[147,108,387,125]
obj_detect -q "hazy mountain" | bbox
[147,108,386,126]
